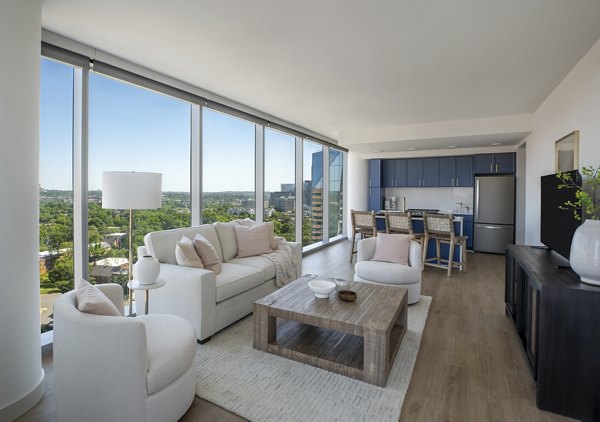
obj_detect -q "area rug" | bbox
[195,296,432,422]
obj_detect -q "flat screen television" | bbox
[540,170,582,261]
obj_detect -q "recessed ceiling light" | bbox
[408,147,419,151]
[448,145,459,149]
[373,149,383,153]
[491,142,503,146]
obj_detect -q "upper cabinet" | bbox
[474,153,515,175]
[439,156,474,187]
[407,158,439,187]
[382,159,407,187]
[369,159,382,187]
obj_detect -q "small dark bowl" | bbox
[338,290,357,302]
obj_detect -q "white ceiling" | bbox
[41,0,600,152]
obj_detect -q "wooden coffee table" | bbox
[253,276,408,387]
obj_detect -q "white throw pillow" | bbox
[234,219,278,250]
[175,236,204,268]
[372,233,411,265]
[193,233,222,274]
[76,279,121,316]
[233,223,274,258]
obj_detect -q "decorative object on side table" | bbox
[557,165,600,286]
[135,255,160,285]
[102,171,162,315]
[338,290,357,302]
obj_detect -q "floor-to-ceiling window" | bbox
[329,148,344,239]
[264,128,296,241]
[88,73,191,299]
[39,58,74,332]
[202,108,256,223]
[303,140,323,246]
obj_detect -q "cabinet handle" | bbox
[369,179,372,187]
[490,164,493,172]
[495,163,499,173]
[456,178,459,186]
[422,179,426,187]
[452,178,455,187]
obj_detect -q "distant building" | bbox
[103,232,127,248]
[89,257,129,284]
[280,183,294,193]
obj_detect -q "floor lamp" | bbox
[102,171,162,315]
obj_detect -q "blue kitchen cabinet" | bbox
[369,159,382,187]
[422,158,439,187]
[455,156,474,187]
[376,215,386,231]
[382,159,395,187]
[494,153,515,174]
[474,153,515,174]
[395,159,407,187]
[438,157,455,187]
[382,159,407,187]
[406,159,423,187]
[368,187,383,211]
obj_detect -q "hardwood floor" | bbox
[17,241,574,421]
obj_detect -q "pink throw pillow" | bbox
[193,234,222,274]
[175,236,204,268]
[233,224,274,258]
[372,233,411,265]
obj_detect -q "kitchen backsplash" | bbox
[383,187,473,214]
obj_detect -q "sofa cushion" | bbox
[354,260,421,285]
[214,222,238,262]
[139,314,196,395]
[215,263,265,302]
[76,279,121,316]
[145,224,223,265]
[228,256,276,280]
[193,234,222,274]
[175,236,204,268]
[233,224,273,258]
[233,219,278,250]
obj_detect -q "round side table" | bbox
[127,278,166,316]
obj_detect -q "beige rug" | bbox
[195,296,432,422]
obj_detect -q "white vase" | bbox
[570,220,600,286]
[135,255,160,285]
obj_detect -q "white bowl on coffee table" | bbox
[308,279,336,298]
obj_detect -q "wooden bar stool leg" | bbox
[462,240,467,272]
[422,235,428,266]
[436,239,441,265]
[448,240,455,277]
[349,230,356,263]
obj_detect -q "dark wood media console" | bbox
[505,245,600,421]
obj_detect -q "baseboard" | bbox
[0,369,45,421]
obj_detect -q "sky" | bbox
[40,58,323,193]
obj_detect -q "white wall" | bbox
[346,152,369,231]
[515,144,527,244]
[524,38,600,244]
[0,1,45,419]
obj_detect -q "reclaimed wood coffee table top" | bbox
[254,275,407,335]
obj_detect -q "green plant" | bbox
[557,165,600,220]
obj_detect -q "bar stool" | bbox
[422,213,467,276]
[350,210,378,262]
[385,211,424,245]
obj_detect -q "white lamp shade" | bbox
[102,171,162,210]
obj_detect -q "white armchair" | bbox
[353,237,423,304]
[53,283,197,422]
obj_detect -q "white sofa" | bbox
[53,284,196,422]
[353,237,422,304]
[140,222,302,342]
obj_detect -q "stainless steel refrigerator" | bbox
[474,175,515,253]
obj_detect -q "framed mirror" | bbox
[555,130,579,172]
